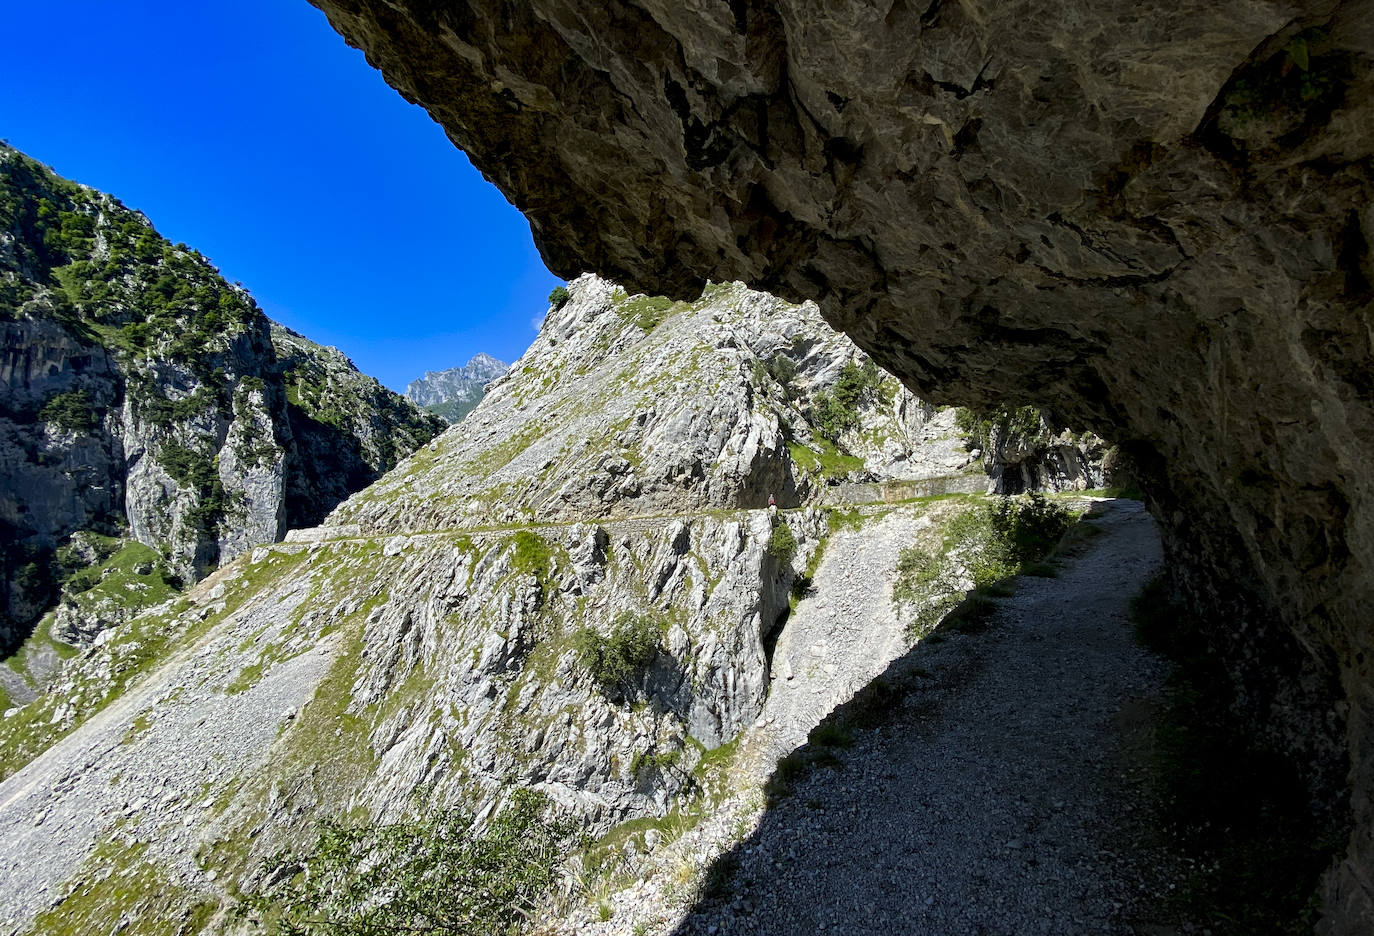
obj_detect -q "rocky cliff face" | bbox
[405,351,508,423]
[303,3,1374,929]
[0,274,990,933]
[0,144,444,656]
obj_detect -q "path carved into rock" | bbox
[675,499,1172,935]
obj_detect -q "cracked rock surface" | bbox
[305,3,1374,927]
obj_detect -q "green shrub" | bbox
[810,359,885,441]
[766,521,797,566]
[954,405,1046,456]
[572,610,663,697]
[894,495,1073,638]
[547,284,569,308]
[238,788,575,936]
[38,389,98,433]
[629,746,681,776]
[989,493,1073,564]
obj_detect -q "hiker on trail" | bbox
[768,492,777,513]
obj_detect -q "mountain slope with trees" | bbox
[0,143,443,672]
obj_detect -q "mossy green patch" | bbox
[26,838,218,936]
[788,438,864,479]
[614,294,685,332]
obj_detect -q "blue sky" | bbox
[0,0,562,392]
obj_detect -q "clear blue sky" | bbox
[0,0,563,392]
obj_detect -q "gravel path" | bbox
[667,499,1176,935]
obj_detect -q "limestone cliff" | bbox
[303,3,1374,929]
[0,275,982,933]
[0,144,444,659]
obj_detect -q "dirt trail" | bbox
[675,498,1174,935]
[566,499,1178,935]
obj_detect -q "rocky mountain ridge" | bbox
[0,144,444,677]
[404,352,508,423]
[0,272,1014,935]
[301,4,1374,928]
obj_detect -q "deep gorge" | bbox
[305,1,1374,930]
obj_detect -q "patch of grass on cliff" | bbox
[508,530,558,583]
[28,837,218,936]
[614,293,685,332]
[1132,575,1343,935]
[61,540,180,616]
[788,438,864,480]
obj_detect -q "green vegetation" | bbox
[953,405,1045,457]
[765,520,797,566]
[630,746,682,776]
[1130,576,1341,935]
[57,540,179,611]
[750,354,798,396]
[614,293,683,332]
[572,610,664,698]
[810,359,885,442]
[38,388,99,433]
[1219,27,1346,129]
[156,440,232,534]
[240,788,575,936]
[893,494,1073,637]
[508,530,555,583]
[28,838,217,936]
[787,437,864,480]
[547,284,569,308]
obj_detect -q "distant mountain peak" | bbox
[405,353,509,423]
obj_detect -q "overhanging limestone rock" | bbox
[306,2,1373,930]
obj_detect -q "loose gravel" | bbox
[565,499,1183,936]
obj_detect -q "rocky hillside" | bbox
[0,274,996,935]
[303,4,1373,929]
[405,351,508,423]
[0,144,444,662]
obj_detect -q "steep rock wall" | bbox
[306,2,1374,929]
[0,145,445,651]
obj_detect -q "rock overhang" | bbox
[306,1,1373,931]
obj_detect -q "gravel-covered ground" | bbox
[563,498,1183,936]
[676,499,1175,935]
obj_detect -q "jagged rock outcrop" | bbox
[0,274,984,933]
[405,351,508,423]
[304,3,1374,929]
[272,324,448,528]
[0,144,444,653]
[331,275,976,533]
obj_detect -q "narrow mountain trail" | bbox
[674,499,1176,935]
[568,499,1179,935]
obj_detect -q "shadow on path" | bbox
[672,499,1176,936]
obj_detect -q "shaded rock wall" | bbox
[307,1,1374,929]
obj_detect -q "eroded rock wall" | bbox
[306,1,1374,929]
